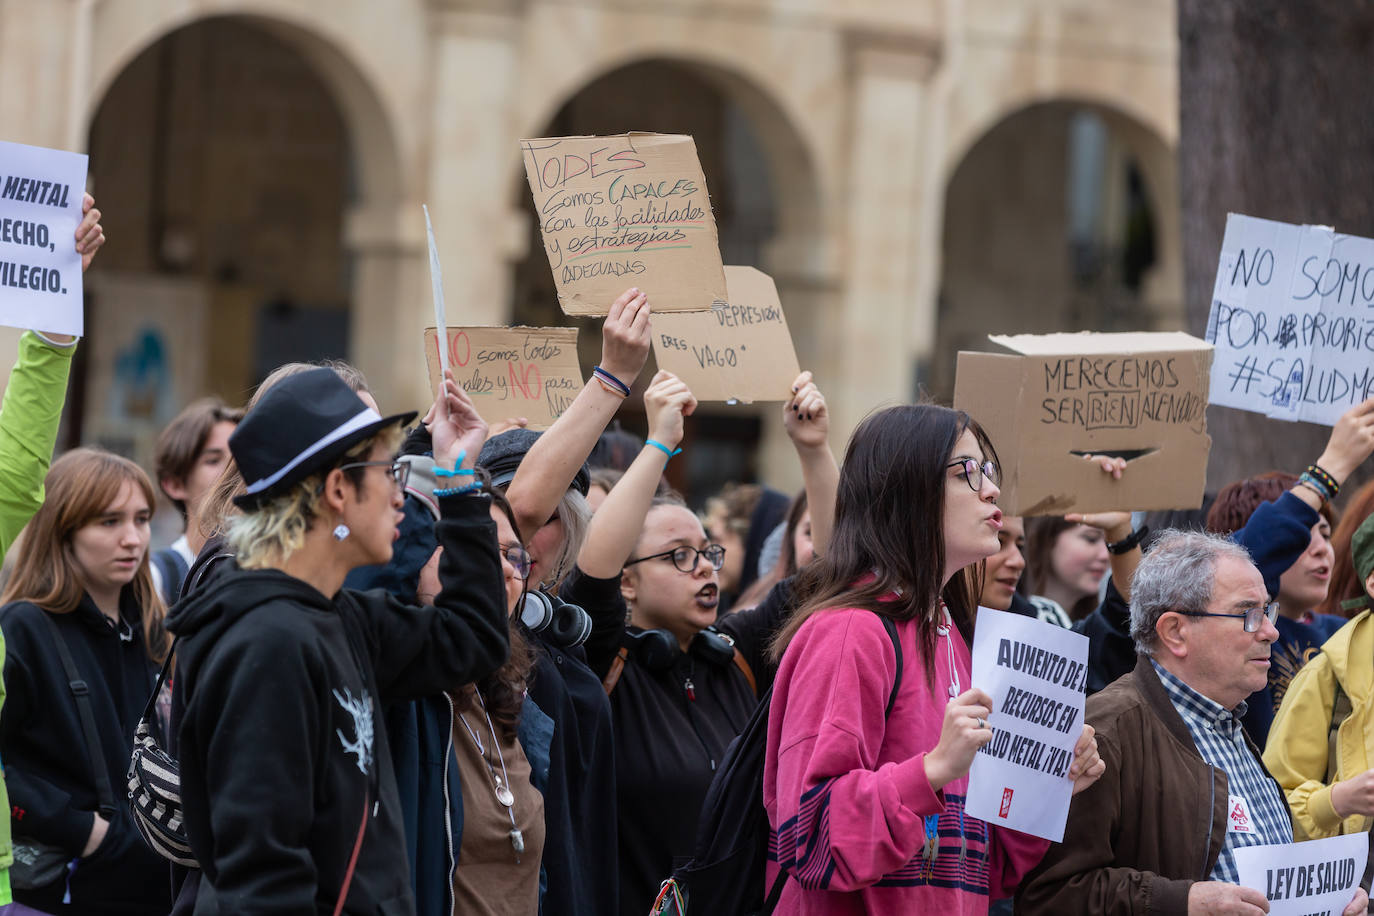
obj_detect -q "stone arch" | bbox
[931,98,1183,398]
[85,3,408,205]
[80,2,427,419]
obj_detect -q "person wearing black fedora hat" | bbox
[164,368,510,915]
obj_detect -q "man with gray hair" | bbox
[1018,530,1367,915]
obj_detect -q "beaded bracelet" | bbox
[434,481,484,498]
[1307,463,1340,498]
[645,439,682,459]
[1297,472,1333,502]
[593,366,631,397]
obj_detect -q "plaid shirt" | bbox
[1150,660,1292,883]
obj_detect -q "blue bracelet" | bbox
[645,439,682,459]
[593,366,631,397]
[434,467,476,478]
[435,481,483,498]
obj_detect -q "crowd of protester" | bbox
[2,209,1374,916]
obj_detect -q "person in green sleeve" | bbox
[0,193,104,911]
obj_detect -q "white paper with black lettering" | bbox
[0,140,87,336]
[1234,833,1367,916]
[966,608,1088,842]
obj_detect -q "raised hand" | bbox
[77,193,104,272]
[600,287,652,386]
[784,370,829,450]
[429,370,488,471]
[643,370,697,451]
[1317,397,1374,484]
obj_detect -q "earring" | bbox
[333,524,351,542]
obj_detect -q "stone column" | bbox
[424,1,526,327]
[833,31,941,434]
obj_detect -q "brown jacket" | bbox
[1017,656,1291,915]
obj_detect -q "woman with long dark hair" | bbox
[0,448,172,914]
[764,404,1103,913]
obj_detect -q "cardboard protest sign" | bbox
[0,140,87,336]
[966,609,1088,843]
[651,266,801,403]
[423,327,582,429]
[1235,833,1368,916]
[1206,213,1374,426]
[954,331,1213,516]
[519,133,727,316]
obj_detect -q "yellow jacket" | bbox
[1264,609,1374,840]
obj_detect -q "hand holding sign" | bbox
[923,687,995,791]
[76,193,104,273]
[1234,833,1369,916]
[601,286,652,387]
[1314,398,1374,487]
[784,370,829,449]
[429,370,488,472]
[644,370,697,451]
[1067,724,1104,795]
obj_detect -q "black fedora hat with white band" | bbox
[230,367,417,510]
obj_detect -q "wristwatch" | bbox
[1106,525,1149,555]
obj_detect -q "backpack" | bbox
[650,614,903,916]
[151,547,190,609]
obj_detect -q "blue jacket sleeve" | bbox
[1231,491,1318,599]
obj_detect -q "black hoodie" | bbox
[166,492,508,915]
[0,591,169,915]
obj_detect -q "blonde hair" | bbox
[228,426,402,569]
[198,360,373,541]
[2,448,170,662]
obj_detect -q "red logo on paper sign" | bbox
[999,788,1014,818]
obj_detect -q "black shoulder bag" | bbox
[10,613,119,890]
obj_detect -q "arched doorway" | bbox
[930,101,1182,400]
[509,58,819,503]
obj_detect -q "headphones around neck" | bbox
[624,624,737,671]
[518,589,592,648]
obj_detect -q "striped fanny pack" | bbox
[127,646,198,867]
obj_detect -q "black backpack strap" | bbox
[762,869,788,914]
[38,612,116,818]
[878,614,903,718]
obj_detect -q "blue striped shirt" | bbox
[1150,660,1291,883]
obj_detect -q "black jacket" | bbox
[166,492,508,916]
[0,592,169,915]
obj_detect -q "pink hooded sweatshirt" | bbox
[764,606,1050,914]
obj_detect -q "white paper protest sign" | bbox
[0,141,87,337]
[1206,213,1374,426]
[1234,833,1368,916]
[966,608,1088,842]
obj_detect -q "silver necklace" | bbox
[457,692,524,860]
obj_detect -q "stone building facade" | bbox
[0,0,1180,497]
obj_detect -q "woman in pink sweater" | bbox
[764,405,1104,914]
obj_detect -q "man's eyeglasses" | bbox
[1176,601,1280,633]
[339,459,410,492]
[501,545,532,580]
[624,544,726,573]
[946,458,1001,492]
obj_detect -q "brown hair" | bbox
[155,397,245,520]
[1206,471,1336,535]
[2,448,170,662]
[732,489,810,612]
[1023,516,1099,621]
[770,405,997,682]
[1319,478,1374,616]
[198,360,372,542]
[453,486,533,734]
[705,483,763,538]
